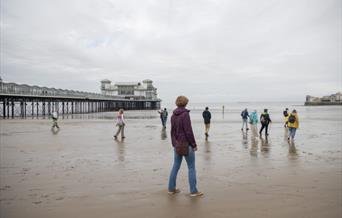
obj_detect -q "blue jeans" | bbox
[289,127,297,139]
[161,117,167,127]
[168,146,198,194]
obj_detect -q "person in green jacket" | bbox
[259,109,272,137]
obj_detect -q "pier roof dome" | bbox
[101,79,111,83]
[142,79,152,83]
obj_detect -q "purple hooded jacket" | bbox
[171,107,197,149]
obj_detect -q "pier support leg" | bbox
[7,101,9,118]
[43,102,46,117]
[48,101,51,115]
[3,98,6,118]
[24,100,27,118]
[31,101,34,117]
[20,100,24,118]
[11,99,14,118]
[62,102,65,115]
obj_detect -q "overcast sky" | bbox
[1,0,341,103]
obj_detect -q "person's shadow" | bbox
[161,128,167,140]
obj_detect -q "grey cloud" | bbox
[1,0,341,103]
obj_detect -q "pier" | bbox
[0,81,161,118]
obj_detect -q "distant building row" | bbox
[305,92,342,105]
[101,79,158,100]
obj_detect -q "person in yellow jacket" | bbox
[287,109,299,141]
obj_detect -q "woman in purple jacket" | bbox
[168,96,203,197]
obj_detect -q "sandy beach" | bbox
[0,105,341,218]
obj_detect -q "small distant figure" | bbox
[249,110,258,134]
[283,108,289,128]
[162,108,168,128]
[158,108,168,128]
[114,109,125,139]
[51,111,60,129]
[287,109,299,142]
[168,96,203,197]
[202,107,211,138]
[241,108,249,131]
[259,109,272,137]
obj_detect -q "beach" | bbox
[0,103,341,218]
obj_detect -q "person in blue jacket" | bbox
[241,108,249,131]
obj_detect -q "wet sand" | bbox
[0,107,341,218]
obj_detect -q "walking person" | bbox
[283,108,289,128]
[249,110,258,136]
[287,109,299,142]
[158,108,168,128]
[168,96,203,197]
[202,107,211,138]
[51,111,60,129]
[114,109,125,139]
[259,109,272,137]
[162,108,168,128]
[158,109,163,126]
[241,108,249,131]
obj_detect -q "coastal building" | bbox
[100,79,158,100]
[305,92,342,105]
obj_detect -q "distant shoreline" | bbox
[305,102,342,106]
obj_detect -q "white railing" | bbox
[0,82,127,100]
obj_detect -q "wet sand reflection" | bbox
[250,135,259,157]
[114,138,126,162]
[51,127,60,135]
[288,141,298,159]
[260,137,271,157]
[284,127,289,141]
[204,140,211,161]
[161,128,167,140]
[241,131,248,149]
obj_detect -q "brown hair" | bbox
[119,109,124,114]
[175,96,189,107]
